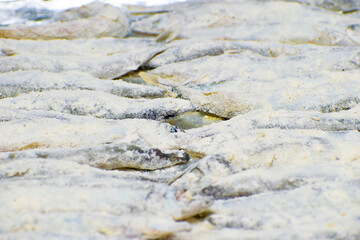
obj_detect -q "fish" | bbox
[0,142,190,170]
[0,158,192,238]
[0,89,196,120]
[0,70,165,99]
[0,38,167,79]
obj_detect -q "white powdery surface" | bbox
[0,0,360,239]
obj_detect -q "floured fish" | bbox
[0,89,196,120]
[0,142,190,170]
[0,70,165,99]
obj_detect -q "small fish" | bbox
[0,142,190,170]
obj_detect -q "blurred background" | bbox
[0,0,188,25]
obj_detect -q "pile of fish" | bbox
[1,0,360,239]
